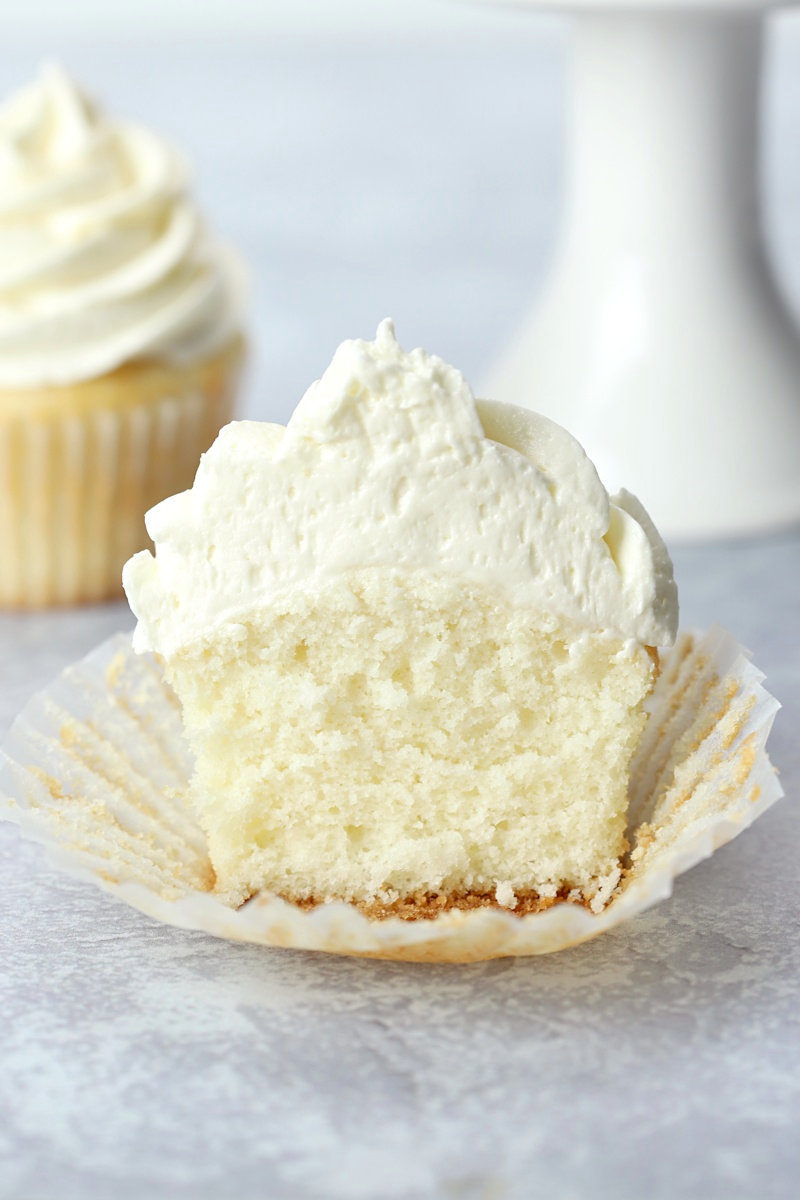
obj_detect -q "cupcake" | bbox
[0,64,244,608]
[122,320,679,918]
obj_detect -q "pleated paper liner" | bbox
[0,337,243,609]
[0,626,782,962]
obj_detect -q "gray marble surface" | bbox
[1,539,798,1200]
[1,30,800,1200]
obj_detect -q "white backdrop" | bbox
[0,3,798,429]
[0,0,531,37]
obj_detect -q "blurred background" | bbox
[3,0,799,426]
[2,12,799,1200]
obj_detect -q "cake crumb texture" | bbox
[168,570,654,909]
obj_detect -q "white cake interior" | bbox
[165,569,655,912]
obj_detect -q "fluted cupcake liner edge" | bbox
[0,625,783,962]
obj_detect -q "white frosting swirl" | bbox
[124,320,678,656]
[0,64,242,386]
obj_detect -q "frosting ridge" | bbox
[124,320,678,655]
[0,64,242,386]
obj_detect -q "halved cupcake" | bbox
[123,321,678,916]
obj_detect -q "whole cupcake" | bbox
[0,64,245,608]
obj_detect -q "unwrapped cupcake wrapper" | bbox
[0,626,782,962]
[0,365,238,609]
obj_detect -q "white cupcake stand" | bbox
[478,0,800,538]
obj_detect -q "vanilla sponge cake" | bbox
[123,321,678,913]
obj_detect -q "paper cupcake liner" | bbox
[0,626,782,962]
[0,344,241,609]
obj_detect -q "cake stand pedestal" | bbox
[480,0,800,538]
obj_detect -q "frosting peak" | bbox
[0,65,241,386]
[124,320,678,655]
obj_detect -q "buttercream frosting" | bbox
[0,64,242,387]
[124,320,678,656]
